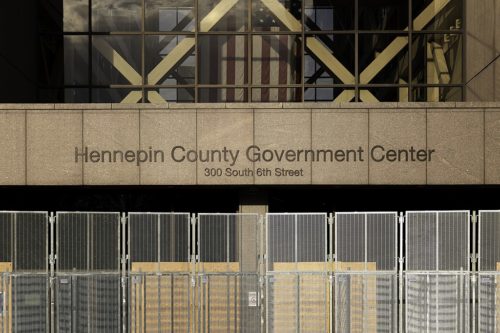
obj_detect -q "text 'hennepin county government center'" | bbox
[1,0,500,332]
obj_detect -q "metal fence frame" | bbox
[1,210,500,332]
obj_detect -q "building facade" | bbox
[0,0,500,332]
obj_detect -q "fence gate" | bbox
[0,212,49,333]
[478,210,500,333]
[405,211,470,333]
[266,213,329,333]
[55,212,121,333]
[128,213,191,333]
[197,213,260,333]
[334,212,398,333]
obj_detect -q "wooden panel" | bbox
[197,262,240,273]
[130,274,190,332]
[0,268,11,333]
[131,262,190,273]
[0,263,11,273]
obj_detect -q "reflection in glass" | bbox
[359,34,409,84]
[252,35,301,86]
[198,0,247,31]
[198,35,248,85]
[412,86,462,102]
[64,36,88,85]
[412,34,462,85]
[305,0,355,31]
[252,88,301,102]
[146,0,194,32]
[152,88,195,102]
[252,0,301,31]
[413,0,463,31]
[92,0,142,32]
[360,86,408,102]
[92,89,142,103]
[359,0,408,30]
[199,88,248,102]
[145,35,195,85]
[65,89,90,103]
[92,36,142,85]
[64,0,88,31]
[304,87,347,101]
[304,34,354,84]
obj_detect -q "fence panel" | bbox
[55,212,121,332]
[197,213,260,333]
[128,213,191,333]
[0,212,49,333]
[266,213,328,333]
[479,210,500,332]
[334,212,398,333]
[405,211,470,333]
[406,273,469,332]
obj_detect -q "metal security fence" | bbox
[128,213,191,333]
[197,214,260,333]
[405,211,470,333]
[55,212,122,333]
[0,212,49,333]
[478,210,500,333]
[334,212,398,333]
[266,213,329,333]
[0,209,498,332]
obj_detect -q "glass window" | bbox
[92,0,142,32]
[359,0,408,31]
[252,35,301,86]
[412,34,462,85]
[199,0,248,31]
[64,36,89,85]
[53,0,463,103]
[305,0,355,31]
[145,35,195,85]
[252,0,302,32]
[63,0,88,32]
[145,0,195,32]
[92,36,142,85]
[359,34,409,84]
[198,35,248,85]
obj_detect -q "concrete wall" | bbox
[466,0,500,101]
[0,102,499,186]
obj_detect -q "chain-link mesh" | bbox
[406,273,470,332]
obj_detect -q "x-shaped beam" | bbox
[95,0,450,103]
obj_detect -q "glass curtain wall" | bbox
[41,0,463,103]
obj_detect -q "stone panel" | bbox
[427,110,484,184]
[312,110,368,184]
[254,110,311,184]
[485,110,500,183]
[369,110,427,184]
[140,109,196,185]
[0,111,25,185]
[83,110,140,185]
[27,111,83,185]
[197,109,254,185]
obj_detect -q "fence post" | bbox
[49,212,55,333]
[398,212,404,333]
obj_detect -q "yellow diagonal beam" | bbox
[93,38,142,85]
[431,42,451,84]
[121,91,143,103]
[200,0,239,32]
[147,91,168,104]
[147,38,196,85]
[333,90,355,103]
[260,0,302,32]
[360,0,450,84]
[306,38,355,84]
[120,0,239,103]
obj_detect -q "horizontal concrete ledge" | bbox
[0,101,499,110]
